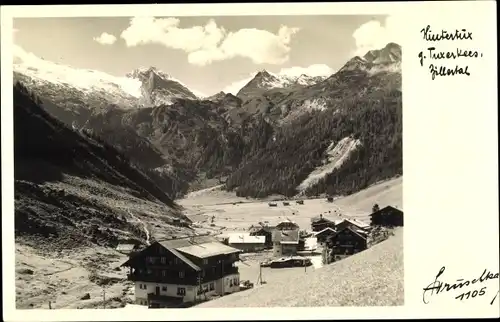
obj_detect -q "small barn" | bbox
[369,206,404,227]
[116,242,140,255]
[228,233,266,252]
[311,214,335,232]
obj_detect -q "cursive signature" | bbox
[422,266,499,304]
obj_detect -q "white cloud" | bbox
[222,64,334,95]
[120,17,300,66]
[93,32,117,45]
[352,16,402,56]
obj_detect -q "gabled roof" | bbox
[272,229,300,244]
[332,226,367,241]
[369,205,403,217]
[311,216,333,223]
[313,227,337,236]
[120,241,202,271]
[121,235,241,271]
[334,218,370,229]
[177,242,241,259]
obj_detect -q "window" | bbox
[147,269,152,275]
[203,259,208,265]
[162,270,166,277]
[201,270,205,277]
[162,286,167,291]
[179,271,185,278]
[177,287,186,296]
[203,285,208,293]
[161,257,166,264]
[209,283,215,291]
[174,258,179,264]
[229,279,233,287]
[212,267,216,274]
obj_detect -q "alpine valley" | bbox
[13,42,402,308]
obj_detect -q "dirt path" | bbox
[42,260,75,276]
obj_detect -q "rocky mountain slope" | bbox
[14,42,402,200]
[236,70,326,101]
[14,82,191,252]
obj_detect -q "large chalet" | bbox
[121,235,242,308]
[369,205,404,227]
[325,226,368,263]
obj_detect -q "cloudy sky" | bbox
[13,15,397,96]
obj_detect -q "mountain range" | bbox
[14,42,402,239]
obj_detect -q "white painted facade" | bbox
[134,282,198,305]
[134,273,240,306]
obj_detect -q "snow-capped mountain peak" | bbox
[14,48,143,100]
[236,69,329,99]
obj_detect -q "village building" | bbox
[272,229,300,256]
[274,220,300,231]
[227,233,266,252]
[120,235,241,308]
[369,205,404,227]
[334,218,370,234]
[248,225,274,248]
[313,227,337,244]
[116,242,140,255]
[325,226,368,262]
[310,214,335,232]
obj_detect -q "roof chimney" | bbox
[320,214,323,219]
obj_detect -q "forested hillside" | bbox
[225,88,402,198]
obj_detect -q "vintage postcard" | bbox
[1,1,498,321]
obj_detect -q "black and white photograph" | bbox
[3,2,497,319]
[11,13,403,310]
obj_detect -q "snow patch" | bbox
[297,137,362,192]
[300,98,327,111]
[367,61,402,76]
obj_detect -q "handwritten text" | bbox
[418,25,484,80]
[422,266,499,305]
